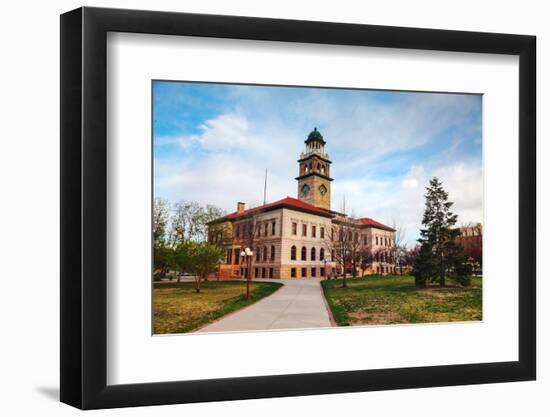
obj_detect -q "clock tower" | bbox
[296,128,333,210]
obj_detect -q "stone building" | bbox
[207,128,396,279]
[457,223,483,265]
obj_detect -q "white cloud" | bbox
[154,88,482,246]
[332,162,483,245]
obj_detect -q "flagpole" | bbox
[263,168,268,205]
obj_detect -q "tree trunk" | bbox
[342,270,347,288]
[195,274,202,293]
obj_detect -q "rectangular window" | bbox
[311,267,316,277]
[312,225,316,238]
[292,222,297,235]
[320,227,325,239]
[320,267,325,277]
[364,235,368,245]
[291,268,296,278]
[271,221,276,235]
[269,268,273,278]
[264,223,268,237]
[301,267,307,278]
[255,268,259,278]
[376,236,379,245]
[302,224,307,236]
[262,268,266,278]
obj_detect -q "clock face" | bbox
[319,184,327,196]
[301,184,310,196]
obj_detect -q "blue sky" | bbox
[153,81,482,245]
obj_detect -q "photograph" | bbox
[152,81,483,335]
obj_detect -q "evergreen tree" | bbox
[413,177,471,287]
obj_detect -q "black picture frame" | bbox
[60,6,536,410]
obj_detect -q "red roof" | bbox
[209,197,394,232]
[216,196,333,222]
[357,217,395,232]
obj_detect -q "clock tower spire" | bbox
[296,128,333,210]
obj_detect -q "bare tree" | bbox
[172,201,226,244]
[324,215,357,288]
[153,198,170,247]
[391,219,408,275]
[358,242,375,276]
[402,245,420,272]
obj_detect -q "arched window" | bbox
[317,163,321,171]
[311,247,316,261]
[271,245,275,261]
[291,246,297,260]
[263,246,268,261]
[320,248,325,261]
[301,246,307,261]
[321,165,326,174]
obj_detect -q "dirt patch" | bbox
[418,286,465,298]
[349,311,405,325]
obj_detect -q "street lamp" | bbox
[239,247,254,300]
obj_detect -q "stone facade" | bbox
[295,128,333,211]
[207,128,396,279]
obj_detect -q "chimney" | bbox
[237,202,246,213]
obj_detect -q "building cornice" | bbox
[295,172,334,182]
[297,154,332,164]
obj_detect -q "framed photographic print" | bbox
[60,6,536,410]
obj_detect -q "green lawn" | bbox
[322,275,482,326]
[153,280,283,334]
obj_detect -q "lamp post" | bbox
[240,247,254,300]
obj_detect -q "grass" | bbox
[322,275,482,326]
[153,280,283,334]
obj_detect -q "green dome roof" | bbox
[305,127,326,145]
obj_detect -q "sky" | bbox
[153,81,483,245]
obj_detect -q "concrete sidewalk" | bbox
[197,278,333,333]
